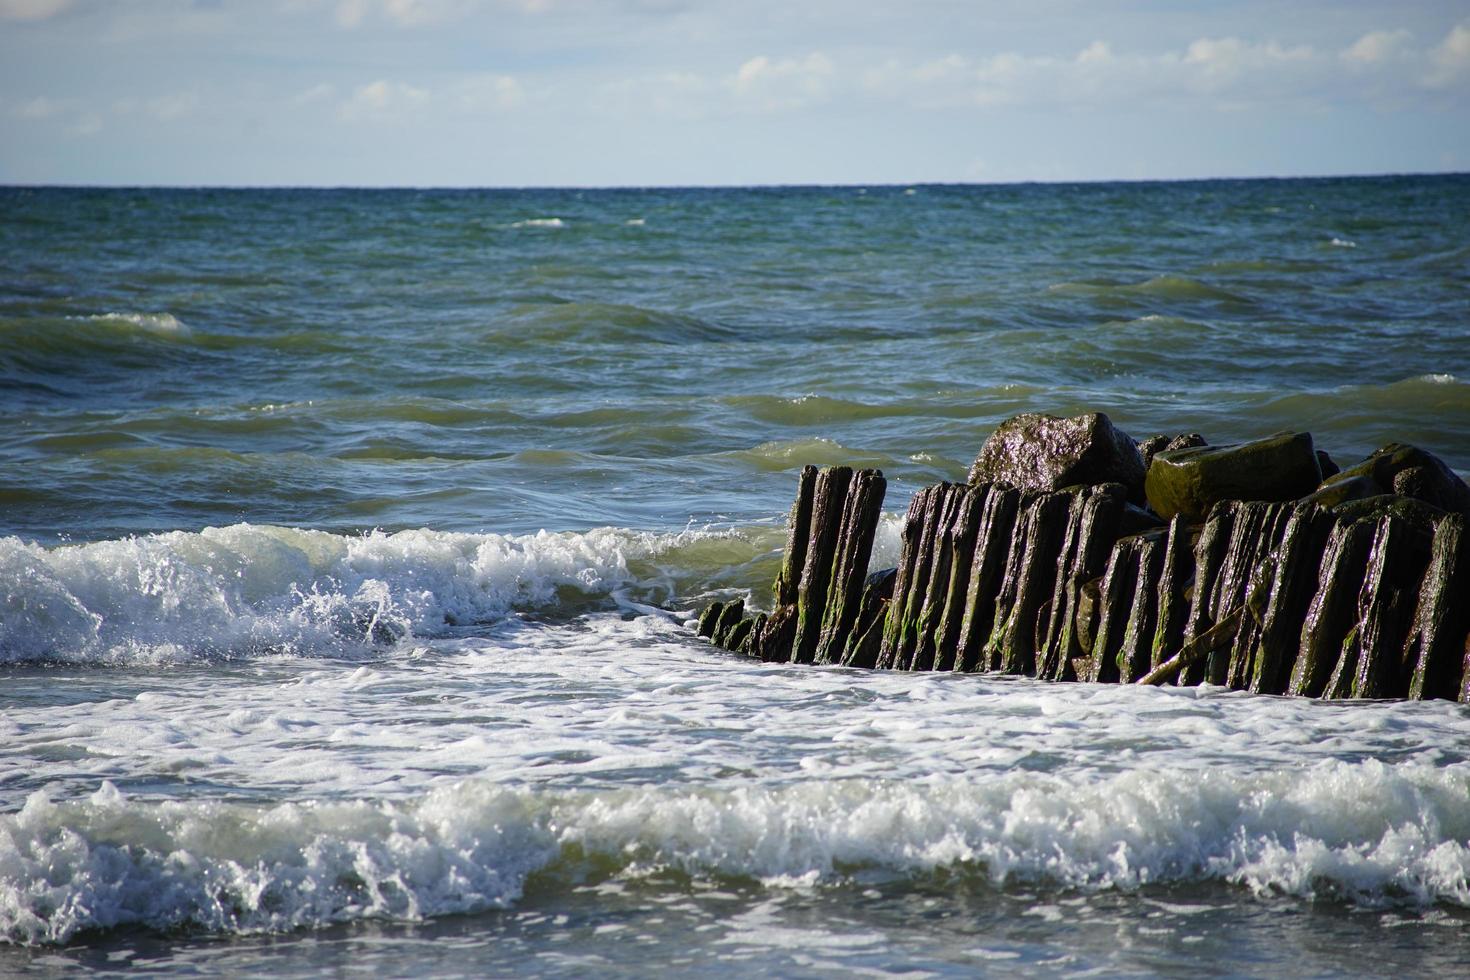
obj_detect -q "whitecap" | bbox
[79,312,192,337]
[1329,237,1357,248]
[0,523,727,664]
[6,760,1470,944]
[510,217,565,229]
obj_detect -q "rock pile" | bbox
[698,412,1470,701]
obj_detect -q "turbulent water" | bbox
[2,177,1470,975]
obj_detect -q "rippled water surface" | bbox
[2,177,1470,975]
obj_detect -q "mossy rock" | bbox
[1144,431,1322,523]
[968,412,1146,504]
[1322,443,1470,517]
[1330,493,1446,534]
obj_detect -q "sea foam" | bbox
[0,524,721,664]
[4,761,1469,944]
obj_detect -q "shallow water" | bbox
[2,177,1469,974]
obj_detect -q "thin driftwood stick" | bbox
[1138,556,1277,687]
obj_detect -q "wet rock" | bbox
[968,412,1146,504]
[1323,444,1470,517]
[1144,432,1322,523]
[1330,493,1445,533]
[1303,474,1380,509]
[1316,450,1340,480]
[1141,433,1208,470]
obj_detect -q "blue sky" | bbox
[1,0,1468,186]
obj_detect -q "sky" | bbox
[1,0,1468,186]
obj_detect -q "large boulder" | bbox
[967,412,1146,503]
[1145,431,1322,523]
[1321,443,1470,517]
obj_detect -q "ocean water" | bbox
[2,176,1469,976]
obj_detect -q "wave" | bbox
[0,524,749,665]
[77,312,193,337]
[509,218,565,229]
[492,301,738,345]
[5,760,1469,944]
[1047,275,1248,304]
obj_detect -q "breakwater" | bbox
[698,413,1470,701]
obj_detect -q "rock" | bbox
[1316,450,1340,480]
[1141,433,1208,471]
[968,412,1146,504]
[1323,444,1470,517]
[1144,432,1323,523]
[1302,474,1379,509]
[1330,493,1445,534]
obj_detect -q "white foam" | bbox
[0,524,723,664]
[1329,237,1357,248]
[511,218,565,229]
[5,760,1469,944]
[625,218,646,226]
[79,312,192,337]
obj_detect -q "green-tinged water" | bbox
[2,176,1470,976]
[3,178,1467,542]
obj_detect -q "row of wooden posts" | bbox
[696,465,1470,700]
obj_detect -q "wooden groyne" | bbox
[698,414,1470,701]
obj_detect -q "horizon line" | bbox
[2,168,1466,193]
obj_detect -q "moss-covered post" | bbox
[791,466,854,664]
[953,486,1023,672]
[1289,518,1374,698]
[1404,515,1468,700]
[814,468,887,665]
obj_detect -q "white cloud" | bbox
[1342,29,1412,65]
[1427,21,1470,86]
[730,52,834,111]
[0,0,70,21]
[853,30,1470,111]
[111,93,200,121]
[339,79,430,119]
[334,0,475,28]
[294,82,338,105]
[16,96,64,119]
[592,71,709,120]
[451,73,524,112]
[67,112,102,137]
[147,92,198,120]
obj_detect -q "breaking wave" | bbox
[5,760,1469,944]
[0,523,748,665]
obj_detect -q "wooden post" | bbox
[1289,518,1374,698]
[954,486,1023,672]
[877,487,939,670]
[1149,514,1196,680]
[814,468,888,664]
[1205,501,1271,686]
[1087,537,1140,683]
[774,465,818,607]
[841,568,897,669]
[930,486,989,671]
[1038,487,1124,681]
[1225,503,1293,690]
[1180,502,1237,685]
[1117,530,1168,683]
[1403,515,1469,700]
[1325,514,1432,700]
[697,600,725,638]
[995,491,1074,676]
[909,485,968,671]
[1248,503,1332,695]
[792,466,854,664]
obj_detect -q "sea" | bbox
[2,175,1470,977]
